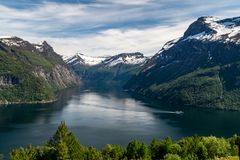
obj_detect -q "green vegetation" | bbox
[0,50,55,103]
[17,49,54,70]
[145,64,240,110]
[0,44,78,104]
[9,122,240,160]
[0,154,3,160]
[148,66,223,108]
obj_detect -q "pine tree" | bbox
[48,121,85,160]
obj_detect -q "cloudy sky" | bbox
[0,0,240,56]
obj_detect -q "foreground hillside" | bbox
[66,52,148,87]
[7,122,240,160]
[125,16,240,110]
[0,36,80,104]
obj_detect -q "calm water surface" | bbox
[0,87,240,155]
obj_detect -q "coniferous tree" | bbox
[48,121,85,160]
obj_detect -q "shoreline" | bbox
[0,98,57,106]
[0,85,82,106]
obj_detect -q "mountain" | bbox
[0,36,80,104]
[66,52,148,87]
[65,53,108,66]
[125,16,240,110]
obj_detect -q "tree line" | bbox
[4,122,240,160]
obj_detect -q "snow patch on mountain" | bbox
[184,16,240,43]
[184,31,213,41]
[0,36,14,39]
[33,43,44,52]
[104,56,146,67]
[65,53,108,66]
[66,56,78,64]
[158,38,180,54]
[104,53,147,67]
[78,53,107,65]
[0,36,25,47]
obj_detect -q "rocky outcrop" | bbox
[0,74,20,86]
[33,65,80,89]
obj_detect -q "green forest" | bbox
[2,122,239,160]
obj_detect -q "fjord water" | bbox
[0,88,240,154]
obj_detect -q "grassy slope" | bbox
[17,49,54,69]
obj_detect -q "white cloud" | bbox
[0,0,240,57]
[97,0,152,5]
[25,20,192,56]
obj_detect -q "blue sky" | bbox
[0,0,240,56]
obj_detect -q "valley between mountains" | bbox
[2,16,240,110]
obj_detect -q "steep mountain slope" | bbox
[66,52,148,87]
[0,36,80,104]
[125,16,240,110]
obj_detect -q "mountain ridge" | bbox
[125,16,240,110]
[65,52,148,67]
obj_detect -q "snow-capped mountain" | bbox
[66,52,148,67]
[66,52,148,87]
[125,16,240,110]
[183,16,240,43]
[0,36,31,48]
[0,36,57,57]
[155,16,240,57]
[103,52,147,67]
[65,53,108,66]
[144,16,240,69]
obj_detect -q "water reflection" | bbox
[0,87,240,155]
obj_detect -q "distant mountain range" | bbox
[65,52,148,87]
[0,36,80,104]
[125,16,240,110]
[2,16,240,110]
